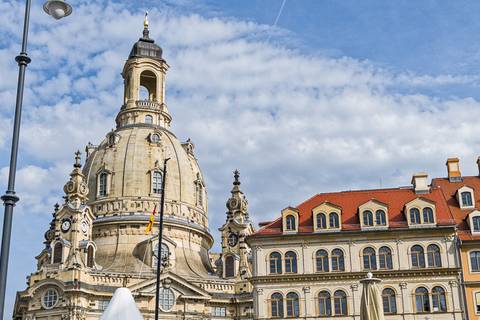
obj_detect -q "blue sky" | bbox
[2,0,480,317]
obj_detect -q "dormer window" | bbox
[363,210,374,226]
[405,198,436,227]
[145,115,153,124]
[152,171,163,194]
[457,186,475,209]
[98,173,107,196]
[285,215,296,231]
[359,200,389,229]
[473,217,480,232]
[462,192,473,207]
[312,203,342,231]
[282,207,299,233]
[468,211,480,233]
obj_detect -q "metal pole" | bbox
[155,158,170,320]
[0,0,32,317]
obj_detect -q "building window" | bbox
[462,191,473,207]
[145,115,153,124]
[411,245,425,268]
[316,250,329,272]
[329,212,339,228]
[471,251,480,271]
[333,290,347,316]
[382,288,397,314]
[53,242,63,264]
[285,251,297,273]
[410,208,421,224]
[363,210,374,226]
[286,292,300,317]
[271,293,284,318]
[473,217,480,232]
[427,244,442,268]
[98,172,108,197]
[285,215,296,231]
[152,171,162,194]
[98,300,109,311]
[423,207,434,224]
[196,183,203,207]
[212,306,227,317]
[415,287,430,313]
[318,291,332,316]
[42,288,59,309]
[475,292,480,314]
[375,210,386,225]
[87,245,94,268]
[269,252,282,274]
[158,288,175,311]
[225,255,235,277]
[153,243,169,267]
[379,246,393,270]
[432,286,447,312]
[108,134,115,145]
[317,213,327,229]
[362,247,377,270]
[331,249,345,271]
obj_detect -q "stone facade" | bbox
[13,20,253,320]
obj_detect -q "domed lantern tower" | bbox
[13,16,253,320]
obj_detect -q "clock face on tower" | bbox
[81,220,88,234]
[227,232,238,247]
[61,219,71,233]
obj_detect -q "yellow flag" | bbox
[145,204,157,234]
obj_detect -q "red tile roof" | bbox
[254,186,455,236]
[432,176,480,240]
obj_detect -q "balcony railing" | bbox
[135,100,162,110]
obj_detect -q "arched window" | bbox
[139,70,157,100]
[285,215,296,231]
[225,255,235,277]
[376,210,386,226]
[318,291,332,316]
[53,242,63,264]
[269,252,282,274]
[362,247,377,270]
[423,207,434,224]
[196,183,203,206]
[411,245,425,268]
[333,290,347,315]
[363,210,374,226]
[285,251,297,273]
[432,286,447,312]
[379,246,393,270]
[427,244,442,268]
[462,191,473,207]
[316,250,329,272]
[317,213,327,229]
[382,288,397,314]
[473,217,480,232]
[145,115,153,124]
[152,171,162,194]
[286,292,300,317]
[410,208,421,224]
[153,243,170,267]
[415,287,430,313]
[98,172,108,197]
[331,249,345,271]
[470,251,480,271]
[329,212,339,228]
[271,293,284,318]
[87,245,94,268]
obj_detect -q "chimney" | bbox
[446,158,462,182]
[411,172,430,194]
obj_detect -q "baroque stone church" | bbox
[13,18,254,320]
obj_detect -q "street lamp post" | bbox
[0,0,72,318]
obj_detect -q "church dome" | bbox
[129,13,163,60]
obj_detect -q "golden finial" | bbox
[144,11,149,29]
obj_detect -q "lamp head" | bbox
[43,0,72,20]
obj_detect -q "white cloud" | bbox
[1,1,480,317]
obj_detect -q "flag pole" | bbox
[155,157,169,320]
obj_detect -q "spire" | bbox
[143,11,150,39]
[226,170,249,219]
[63,151,89,207]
